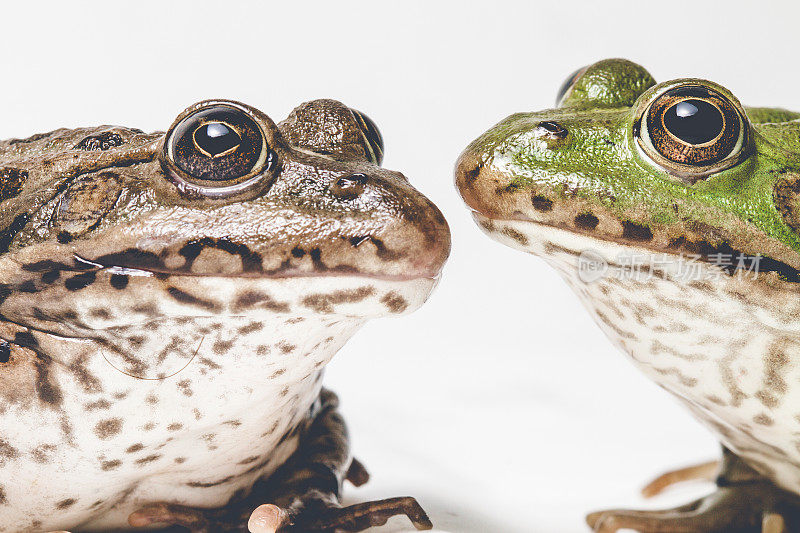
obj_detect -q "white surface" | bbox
[2,1,800,531]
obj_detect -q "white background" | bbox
[2,1,800,532]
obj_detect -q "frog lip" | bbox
[471,212,800,283]
[68,254,445,283]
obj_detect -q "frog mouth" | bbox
[469,211,800,284]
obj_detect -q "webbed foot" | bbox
[588,449,800,532]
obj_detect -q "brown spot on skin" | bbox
[177,380,193,397]
[270,368,286,378]
[0,167,27,201]
[56,498,77,509]
[574,213,600,230]
[754,414,774,426]
[302,286,375,313]
[0,485,5,504]
[277,341,296,354]
[0,439,20,466]
[142,422,156,431]
[68,355,102,394]
[199,357,221,370]
[30,444,57,463]
[212,340,233,355]
[145,394,158,405]
[135,454,162,465]
[90,308,112,320]
[167,423,183,432]
[232,291,290,313]
[238,455,261,465]
[500,226,529,246]
[381,291,408,313]
[237,321,264,335]
[34,354,63,407]
[223,420,242,427]
[261,420,280,437]
[186,475,235,488]
[101,459,122,471]
[167,287,218,310]
[531,194,554,212]
[126,443,145,454]
[94,418,123,440]
[256,345,270,356]
[462,162,483,187]
[174,457,187,464]
[85,399,111,411]
[622,221,653,241]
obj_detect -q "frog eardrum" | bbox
[634,81,749,180]
[161,100,277,197]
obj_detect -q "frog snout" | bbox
[327,169,451,279]
[455,148,502,219]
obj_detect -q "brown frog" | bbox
[0,98,450,532]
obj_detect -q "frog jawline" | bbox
[72,254,442,283]
[473,213,800,284]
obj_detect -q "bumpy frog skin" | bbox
[457,59,800,532]
[0,99,449,532]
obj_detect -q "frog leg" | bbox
[641,459,720,497]
[587,448,800,533]
[128,389,432,533]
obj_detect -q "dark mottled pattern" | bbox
[0,167,27,201]
[302,287,375,313]
[94,418,123,440]
[74,132,125,151]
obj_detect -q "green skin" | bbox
[457,59,800,274]
[457,59,800,532]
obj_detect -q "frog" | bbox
[456,58,800,532]
[0,97,450,532]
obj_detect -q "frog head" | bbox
[456,58,800,279]
[0,99,450,364]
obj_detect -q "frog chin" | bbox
[0,271,439,382]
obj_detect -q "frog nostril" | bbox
[330,173,368,200]
[535,121,569,139]
[574,213,599,230]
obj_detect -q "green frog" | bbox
[0,98,450,532]
[456,58,800,532]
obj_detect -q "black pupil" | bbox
[194,122,241,157]
[663,99,723,145]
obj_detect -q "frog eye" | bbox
[636,84,748,180]
[350,108,385,165]
[162,102,276,197]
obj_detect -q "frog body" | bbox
[457,59,800,531]
[0,99,449,532]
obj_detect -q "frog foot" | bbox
[129,389,432,532]
[587,449,800,533]
[128,494,431,532]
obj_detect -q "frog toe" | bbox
[128,502,231,532]
[586,484,799,533]
[277,495,433,532]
